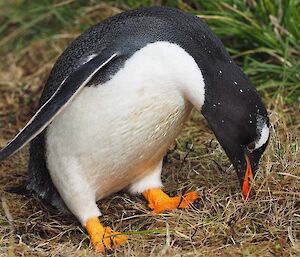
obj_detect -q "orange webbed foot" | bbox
[142,188,199,214]
[86,217,128,252]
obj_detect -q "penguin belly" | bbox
[46,81,192,202]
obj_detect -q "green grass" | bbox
[0,0,299,104]
[192,0,300,104]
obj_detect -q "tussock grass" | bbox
[0,1,299,256]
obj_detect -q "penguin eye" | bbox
[247,142,256,151]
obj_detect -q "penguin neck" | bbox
[198,56,249,118]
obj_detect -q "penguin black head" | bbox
[201,58,269,200]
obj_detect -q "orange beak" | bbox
[242,154,254,201]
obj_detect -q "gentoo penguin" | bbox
[0,7,269,252]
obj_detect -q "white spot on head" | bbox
[240,89,243,92]
[252,115,269,151]
[213,104,216,107]
[255,123,269,149]
[217,102,221,105]
[234,81,237,85]
[219,70,222,74]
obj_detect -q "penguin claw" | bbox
[177,191,200,208]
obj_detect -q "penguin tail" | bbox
[5,182,31,196]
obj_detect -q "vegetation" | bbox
[1,0,299,103]
[0,1,299,256]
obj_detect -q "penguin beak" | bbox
[242,154,254,201]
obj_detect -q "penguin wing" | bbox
[0,52,119,161]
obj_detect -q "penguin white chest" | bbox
[46,84,191,199]
[45,42,205,202]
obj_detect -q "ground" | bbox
[0,2,299,257]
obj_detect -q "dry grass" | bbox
[0,8,300,257]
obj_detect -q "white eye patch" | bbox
[254,123,269,149]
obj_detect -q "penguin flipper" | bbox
[0,52,119,161]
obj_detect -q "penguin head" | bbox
[201,60,269,200]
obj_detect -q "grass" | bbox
[0,1,299,256]
[1,0,299,103]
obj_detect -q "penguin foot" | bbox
[142,188,199,214]
[86,217,128,252]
